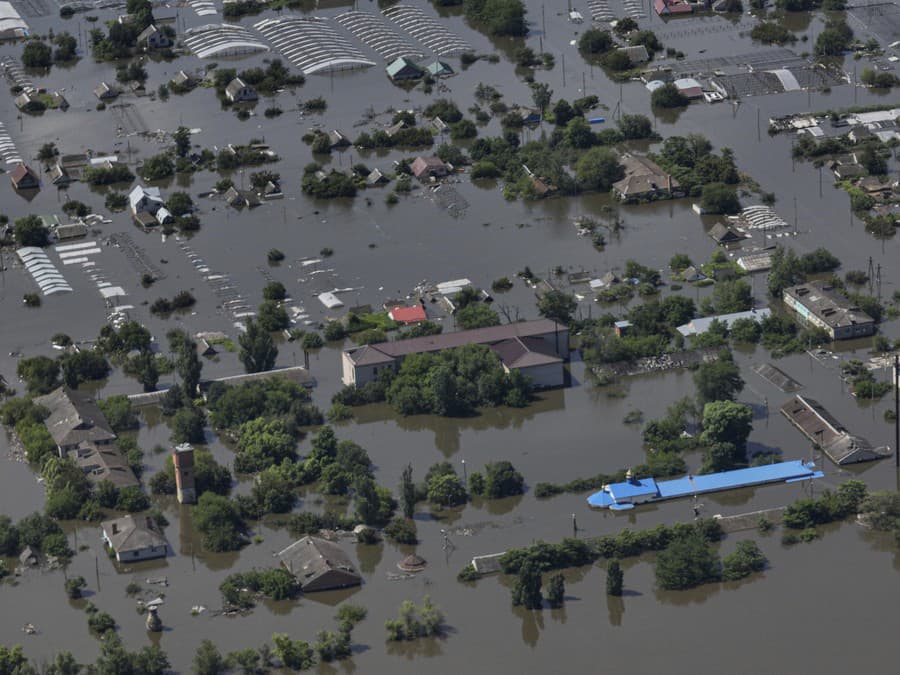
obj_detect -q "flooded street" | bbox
[1,0,898,671]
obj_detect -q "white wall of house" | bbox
[115,544,168,562]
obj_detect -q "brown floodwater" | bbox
[1,1,899,672]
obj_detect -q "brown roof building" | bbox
[10,163,40,190]
[410,156,448,180]
[612,154,679,201]
[342,319,568,388]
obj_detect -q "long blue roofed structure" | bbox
[587,460,823,510]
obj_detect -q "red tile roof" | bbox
[389,305,427,324]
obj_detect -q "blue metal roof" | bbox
[587,460,822,509]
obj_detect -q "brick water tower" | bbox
[173,443,197,504]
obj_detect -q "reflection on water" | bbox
[607,595,625,627]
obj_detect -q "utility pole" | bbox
[894,353,899,468]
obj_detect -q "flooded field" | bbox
[1,0,899,672]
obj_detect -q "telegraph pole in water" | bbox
[894,354,899,468]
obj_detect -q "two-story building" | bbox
[783,281,875,340]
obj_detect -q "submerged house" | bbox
[72,442,139,488]
[386,56,422,81]
[10,163,40,191]
[102,515,169,562]
[225,77,257,103]
[410,156,448,180]
[33,386,116,455]
[613,154,679,201]
[277,536,362,592]
[780,395,891,465]
[783,281,875,340]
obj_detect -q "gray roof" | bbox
[613,154,678,197]
[277,536,361,592]
[225,77,256,100]
[780,395,890,465]
[199,367,314,392]
[73,442,139,488]
[784,281,875,330]
[34,387,116,448]
[102,515,167,555]
[708,222,746,243]
[490,336,563,369]
[345,319,566,365]
[677,308,771,337]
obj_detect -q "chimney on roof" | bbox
[112,523,119,535]
[146,516,154,530]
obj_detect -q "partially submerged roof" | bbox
[780,395,890,465]
[677,308,771,337]
[75,442,139,488]
[277,536,361,592]
[33,386,116,448]
[344,319,566,365]
[102,514,168,555]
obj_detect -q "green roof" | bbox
[426,60,453,76]
[386,57,421,78]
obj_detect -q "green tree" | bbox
[463,0,528,37]
[530,82,552,116]
[575,147,624,191]
[194,493,245,552]
[171,407,205,444]
[721,540,767,581]
[173,126,191,158]
[44,651,80,675]
[654,533,721,590]
[511,560,543,609]
[239,318,277,373]
[606,559,623,596]
[98,395,138,432]
[140,153,175,181]
[456,303,500,329]
[651,82,688,109]
[168,329,202,399]
[709,279,753,314]
[400,464,416,519]
[167,191,193,217]
[693,351,744,405]
[22,40,52,68]
[701,182,741,215]
[546,572,565,608]
[427,472,468,507]
[271,634,314,670]
[16,356,60,394]
[193,639,227,675]
[617,113,654,140]
[14,215,50,247]
[538,290,577,325]
[482,460,525,498]
[700,400,753,472]
[578,28,614,55]
[255,299,288,331]
[262,281,287,301]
